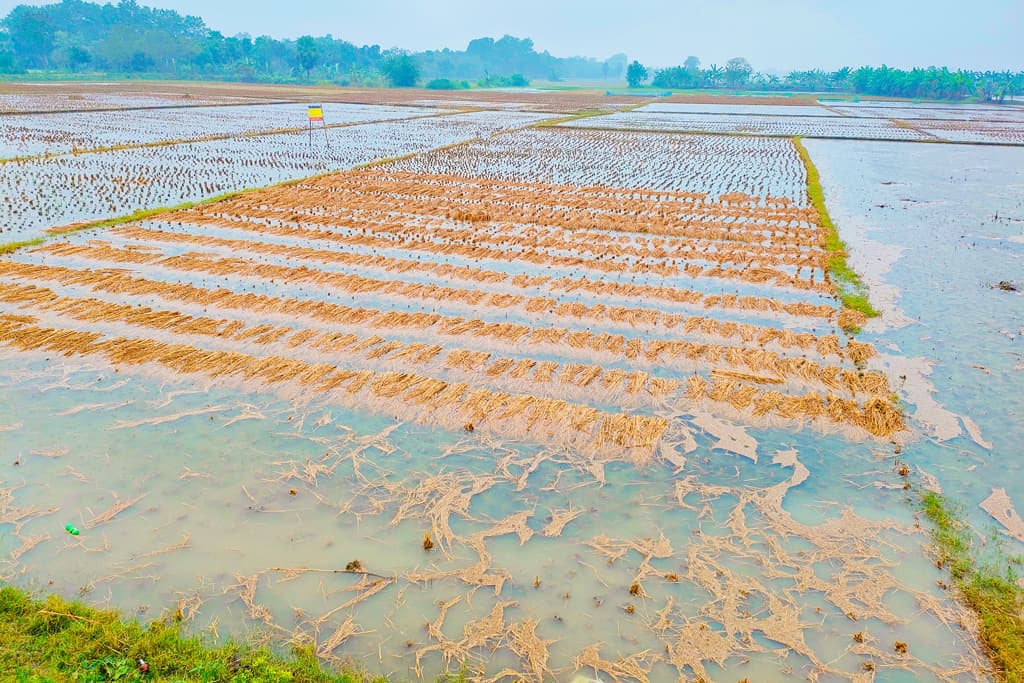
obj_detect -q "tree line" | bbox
[2,0,1020,100]
[0,0,626,86]
[626,57,1023,102]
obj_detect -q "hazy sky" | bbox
[3,0,1022,72]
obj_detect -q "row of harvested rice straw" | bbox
[0,314,667,452]
[0,277,888,403]
[3,258,872,364]
[214,196,823,254]
[168,210,831,292]
[159,211,828,274]
[0,309,901,438]
[114,224,840,322]
[0,281,683,399]
[37,240,838,331]
[200,199,826,271]
[277,170,822,240]
[685,375,903,438]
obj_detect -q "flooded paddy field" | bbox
[0,103,456,159]
[0,109,550,242]
[636,103,842,117]
[0,90,277,114]
[826,101,1024,123]
[566,101,1024,145]
[0,88,1021,681]
[561,112,934,141]
[393,128,809,198]
[804,140,1024,543]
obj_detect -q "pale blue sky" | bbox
[3,0,1021,72]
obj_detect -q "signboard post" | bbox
[307,104,329,149]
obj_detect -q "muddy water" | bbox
[0,344,986,681]
[805,140,1024,549]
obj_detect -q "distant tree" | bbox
[66,45,93,71]
[233,62,257,81]
[785,69,830,91]
[381,51,419,87]
[705,64,723,87]
[0,31,17,72]
[130,50,154,71]
[0,49,15,73]
[0,1,1018,98]
[602,53,627,80]
[748,72,769,90]
[296,35,319,77]
[652,66,694,89]
[425,78,469,90]
[724,57,753,87]
[478,72,529,87]
[3,6,56,67]
[345,65,385,87]
[830,66,852,91]
[626,60,648,87]
[466,36,495,56]
[93,24,142,70]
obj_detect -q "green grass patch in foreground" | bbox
[920,491,1024,682]
[791,136,880,326]
[0,585,393,682]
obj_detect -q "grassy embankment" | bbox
[533,99,657,128]
[792,135,880,328]
[920,492,1024,682]
[533,108,619,127]
[0,584,408,682]
[0,237,45,256]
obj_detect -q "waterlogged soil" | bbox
[805,139,1024,550]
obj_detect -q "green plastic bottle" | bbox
[65,524,80,536]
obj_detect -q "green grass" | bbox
[39,202,213,241]
[792,135,880,327]
[0,238,46,256]
[0,584,395,682]
[920,492,1024,682]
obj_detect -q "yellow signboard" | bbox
[307,105,324,122]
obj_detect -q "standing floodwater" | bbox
[2,90,1021,682]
